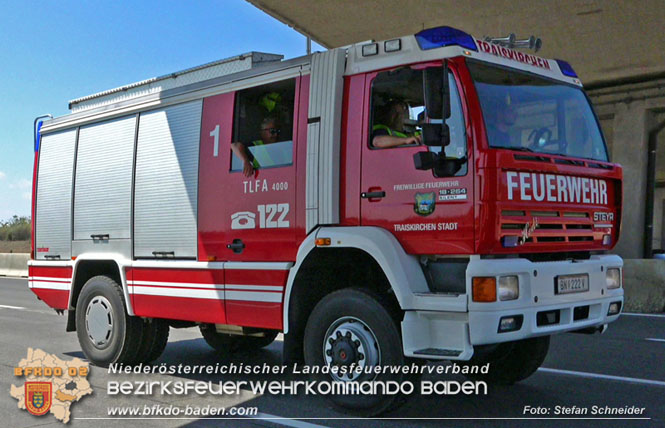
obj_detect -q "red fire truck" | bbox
[30,26,623,413]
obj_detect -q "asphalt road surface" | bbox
[1,277,664,428]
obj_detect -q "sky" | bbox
[0,0,323,221]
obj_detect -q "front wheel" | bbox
[463,336,550,385]
[303,288,406,416]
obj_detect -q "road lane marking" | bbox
[0,303,56,315]
[0,304,26,310]
[255,413,330,428]
[539,367,665,387]
[645,338,665,343]
[622,313,665,318]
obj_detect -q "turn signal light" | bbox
[472,277,497,302]
[315,238,331,246]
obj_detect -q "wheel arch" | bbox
[66,255,133,331]
[282,226,427,362]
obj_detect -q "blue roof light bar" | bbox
[555,59,579,78]
[415,26,478,51]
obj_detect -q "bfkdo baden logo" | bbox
[10,348,92,423]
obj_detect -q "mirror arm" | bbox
[442,60,451,120]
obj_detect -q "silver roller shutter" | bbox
[306,49,345,233]
[134,101,202,258]
[74,115,136,240]
[35,129,77,260]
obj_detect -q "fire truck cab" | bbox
[30,26,623,414]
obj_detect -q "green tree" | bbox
[0,216,31,241]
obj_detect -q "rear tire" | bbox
[200,325,277,353]
[75,275,143,367]
[463,336,550,385]
[303,288,406,416]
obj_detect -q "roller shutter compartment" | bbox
[134,101,202,259]
[74,116,136,242]
[35,129,77,260]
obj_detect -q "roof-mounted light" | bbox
[384,39,401,53]
[555,59,578,78]
[415,26,477,51]
[362,43,378,56]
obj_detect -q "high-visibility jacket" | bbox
[372,124,409,138]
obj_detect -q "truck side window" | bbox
[369,68,468,176]
[370,67,425,149]
[231,78,296,172]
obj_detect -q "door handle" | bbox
[227,239,245,254]
[90,234,109,240]
[361,191,386,199]
[152,251,175,258]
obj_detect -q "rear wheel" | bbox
[75,275,144,367]
[303,288,406,416]
[463,336,550,385]
[200,325,278,353]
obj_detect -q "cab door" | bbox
[360,64,475,255]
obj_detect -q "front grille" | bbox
[500,209,598,246]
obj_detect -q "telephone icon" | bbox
[231,211,256,230]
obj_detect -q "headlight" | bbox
[499,275,519,301]
[606,268,621,289]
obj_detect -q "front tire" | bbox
[75,275,144,367]
[135,319,170,363]
[303,288,405,416]
[464,336,550,385]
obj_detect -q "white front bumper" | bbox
[401,254,623,359]
[467,254,623,345]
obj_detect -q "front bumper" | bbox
[467,254,623,345]
[401,254,623,360]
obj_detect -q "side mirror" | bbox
[413,151,437,170]
[423,63,451,121]
[414,151,464,177]
[434,158,463,177]
[421,123,450,147]
[424,68,443,119]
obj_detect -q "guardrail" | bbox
[623,259,665,313]
[0,253,29,277]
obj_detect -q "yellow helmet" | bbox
[259,92,282,112]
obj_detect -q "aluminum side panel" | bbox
[306,49,345,232]
[74,115,136,240]
[134,101,202,258]
[35,129,77,259]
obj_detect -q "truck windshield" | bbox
[468,61,608,162]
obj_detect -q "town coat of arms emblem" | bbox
[414,192,436,216]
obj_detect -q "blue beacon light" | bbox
[555,59,579,78]
[35,121,43,152]
[415,26,478,51]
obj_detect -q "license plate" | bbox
[556,274,589,294]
